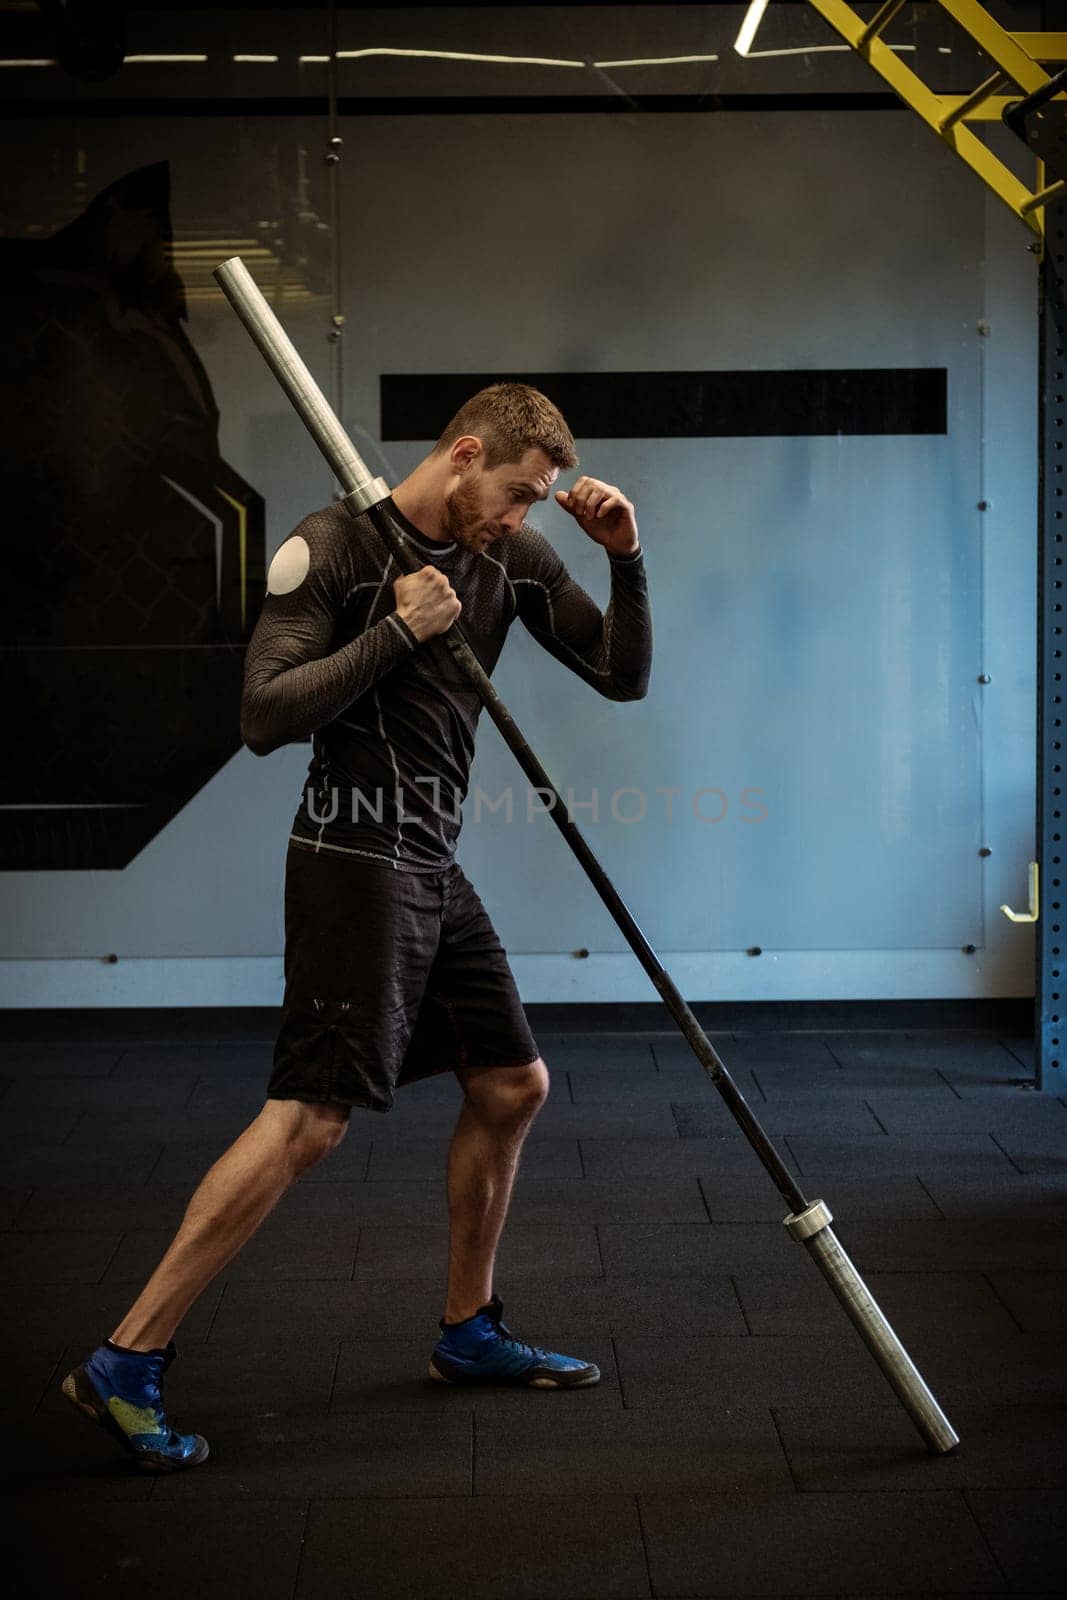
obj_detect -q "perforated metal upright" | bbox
[1037,191,1067,1091]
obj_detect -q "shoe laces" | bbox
[110,1340,178,1414]
[484,1305,548,1363]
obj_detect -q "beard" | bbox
[442,473,500,554]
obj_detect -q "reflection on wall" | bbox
[0,161,265,870]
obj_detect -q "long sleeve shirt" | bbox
[241,498,653,871]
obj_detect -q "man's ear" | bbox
[450,436,483,473]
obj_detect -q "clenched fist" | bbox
[393,566,462,642]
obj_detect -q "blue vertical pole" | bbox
[1037,190,1067,1091]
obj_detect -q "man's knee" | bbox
[264,1097,350,1165]
[461,1056,550,1125]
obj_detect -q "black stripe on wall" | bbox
[381,370,947,440]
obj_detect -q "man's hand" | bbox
[555,476,640,558]
[393,566,462,642]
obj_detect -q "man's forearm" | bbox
[602,547,652,700]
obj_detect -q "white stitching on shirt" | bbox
[373,683,404,864]
[385,611,417,649]
[364,555,396,622]
[477,551,518,623]
[511,577,610,680]
[289,833,399,868]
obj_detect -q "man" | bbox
[62,383,653,1471]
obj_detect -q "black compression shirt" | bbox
[240,498,653,871]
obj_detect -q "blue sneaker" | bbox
[429,1294,600,1388]
[61,1339,209,1472]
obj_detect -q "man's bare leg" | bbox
[442,1059,548,1324]
[110,1098,349,1351]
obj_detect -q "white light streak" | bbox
[735,1,916,60]
[735,0,771,57]
[593,54,720,68]
[334,47,585,69]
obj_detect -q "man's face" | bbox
[443,445,559,554]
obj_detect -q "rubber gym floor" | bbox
[3,1006,1064,1599]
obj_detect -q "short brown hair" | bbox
[433,382,579,471]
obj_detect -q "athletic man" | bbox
[62,383,653,1471]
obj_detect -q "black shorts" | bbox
[267,841,540,1113]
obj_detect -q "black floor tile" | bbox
[284,1177,447,1225]
[207,1279,440,1342]
[375,1092,673,1143]
[284,1174,711,1227]
[525,1100,685,1139]
[152,1409,472,1500]
[111,1042,276,1077]
[475,1405,792,1494]
[676,1098,886,1136]
[507,1176,710,1225]
[65,1107,253,1148]
[924,1331,1066,1406]
[615,1333,887,1409]
[10,1499,306,1598]
[598,1222,809,1281]
[103,1218,361,1284]
[185,1074,270,1110]
[366,1135,581,1181]
[568,1062,763,1103]
[916,1172,1067,1221]
[775,1400,1067,1489]
[149,1135,373,1186]
[331,1331,620,1412]
[732,1269,1021,1340]
[965,1489,1067,1592]
[949,1063,1041,1095]
[986,1129,1067,1174]
[16,1183,195,1233]
[210,1274,748,1343]
[143,1137,248,1185]
[394,1071,465,1106]
[661,1034,835,1071]
[6,1415,160,1502]
[483,1275,748,1338]
[698,1173,939,1223]
[0,1229,122,1284]
[352,1223,603,1280]
[297,1494,650,1599]
[836,1216,1066,1272]
[986,1269,1067,1332]
[0,1042,123,1076]
[541,1036,659,1071]
[786,1133,1018,1178]
[830,1035,1020,1077]
[865,1088,1067,1136]
[580,1136,803,1180]
[639,1488,1002,1596]
[3,1076,197,1107]
[0,1185,31,1227]
[752,1065,952,1093]
[0,1281,225,1350]
[997,1033,1035,1073]
[0,1107,86,1144]
[38,1333,339,1426]
[0,1345,68,1420]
